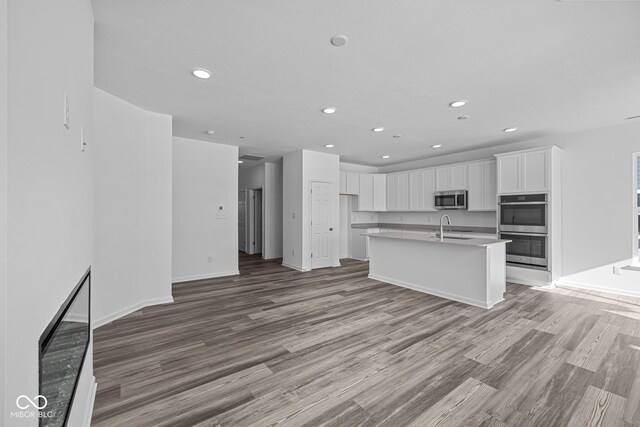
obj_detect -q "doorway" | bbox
[238,190,246,252]
[311,181,334,269]
[248,188,263,255]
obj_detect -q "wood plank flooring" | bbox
[92,253,640,426]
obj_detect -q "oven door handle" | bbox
[498,202,548,205]
[500,232,548,237]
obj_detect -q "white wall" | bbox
[264,162,283,259]
[4,0,95,425]
[173,137,239,281]
[283,151,304,269]
[93,88,173,325]
[0,0,8,418]
[239,164,265,190]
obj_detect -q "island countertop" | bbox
[363,231,510,247]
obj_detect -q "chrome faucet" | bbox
[438,214,451,241]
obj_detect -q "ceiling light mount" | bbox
[330,35,348,47]
[192,68,212,79]
[457,115,470,120]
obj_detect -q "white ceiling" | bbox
[93,0,640,166]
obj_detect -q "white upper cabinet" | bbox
[358,174,374,211]
[409,170,423,211]
[339,171,347,194]
[386,172,409,211]
[346,172,360,195]
[372,174,387,211]
[496,148,550,194]
[435,164,468,191]
[421,168,436,211]
[467,160,497,211]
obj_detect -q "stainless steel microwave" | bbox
[434,190,467,210]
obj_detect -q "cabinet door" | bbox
[483,160,497,210]
[409,170,423,211]
[386,174,399,211]
[421,169,436,211]
[435,167,451,191]
[521,150,548,192]
[346,172,359,195]
[339,171,347,194]
[358,174,374,211]
[373,174,387,211]
[467,162,484,211]
[497,154,520,194]
[397,172,409,211]
[450,164,468,190]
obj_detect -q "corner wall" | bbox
[92,88,173,326]
[172,137,239,282]
[4,0,95,424]
[264,162,283,259]
[0,0,8,418]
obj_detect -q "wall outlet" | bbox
[292,249,295,256]
[400,215,405,222]
[426,217,432,223]
[80,126,86,152]
[613,266,622,275]
[292,212,296,219]
[207,256,213,263]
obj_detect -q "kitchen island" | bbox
[366,231,510,309]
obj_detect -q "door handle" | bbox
[329,228,334,231]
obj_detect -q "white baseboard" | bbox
[263,255,283,260]
[507,277,556,288]
[368,273,498,309]
[172,270,240,283]
[559,280,640,299]
[82,376,97,427]
[93,295,174,329]
[281,262,310,272]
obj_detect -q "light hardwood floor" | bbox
[92,253,640,426]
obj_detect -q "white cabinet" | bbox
[372,174,387,211]
[496,148,550,194]
[409,170,423,211]
[346,172,359,195]
[435,164,468,191]
[421,168,436,211]
[358,174,374,211]
[356,173,386,212]
[467,160,497,211]
[387,172,409,211]
[339,171,347,194]
[408,168,436,211]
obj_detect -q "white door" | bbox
[254,189,262,253]
[238,190,246,252]
[311,181,333,269]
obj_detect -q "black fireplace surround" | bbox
[39,268,90,427]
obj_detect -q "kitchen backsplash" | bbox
[374,211,497,228]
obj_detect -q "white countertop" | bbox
[364,231,510,247]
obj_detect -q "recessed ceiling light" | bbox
[330,35,348,47]
[382,155,390,159]
[393,135,401,139]
[322,107,336,114]
[325,144,335,148]
[432,144,442,148]
[457,115,470,120]
[205,130,215,135]
[449,100,466,108]
[192,68,211,79]
[503,127,518,133]
[372,127,385,132]
[238,160,243,164]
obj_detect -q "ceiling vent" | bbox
[239,154,265,162]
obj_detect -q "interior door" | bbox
[311,181,333,269]
[254,189,262,253]
[238,190,246,252]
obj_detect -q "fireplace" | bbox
[39,268,90,427]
